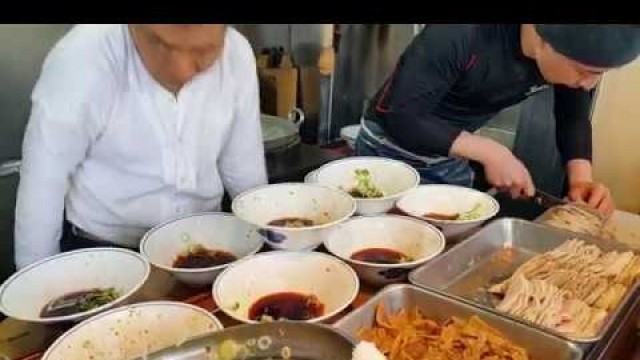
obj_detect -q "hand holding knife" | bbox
[486,187,603,219]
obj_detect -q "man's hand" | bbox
[566,159,615,219]
[483,150,535,199]
[569,181,615,219]
[451,131,535,199]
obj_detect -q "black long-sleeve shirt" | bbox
[365,24,593,164]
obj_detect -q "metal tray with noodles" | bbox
[129,322,354,360]
[334,284,582,360]
[407,217,640,344]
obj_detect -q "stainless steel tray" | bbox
[408,217,640,344]
[334,284,583,360]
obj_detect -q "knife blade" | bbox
[488,187,603,219]
[486,187,568,209]
[532,188,569,209]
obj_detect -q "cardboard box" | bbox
[258,67,298,118]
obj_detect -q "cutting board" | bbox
[606,210,640,249]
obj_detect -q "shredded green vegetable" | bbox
[458,202,484,221]
[350,169,384,199]
[77,288,120,312]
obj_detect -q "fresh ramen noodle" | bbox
[488,238,640,337]
[543,204,613,240]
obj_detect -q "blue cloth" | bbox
[355,120,474,187]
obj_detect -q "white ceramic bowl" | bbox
[0,248,150,324]
[397,184,500,240]
[213,251,359,324]
[140,212,264,287]
[232,183,356,251]
[42,301,222,360]
[314,157,420,216]
[324,215,445,286]
[340,124,361,150]
[304,169,318,183]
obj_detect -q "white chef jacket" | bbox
[14,24,267,269]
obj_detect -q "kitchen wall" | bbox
[327,24,417,143]
[237,24,462,142]
[592,59,640,213]
[0,25,72,161]
[234,24,423,144]
[233,24,324,66]
[233,24,329,143]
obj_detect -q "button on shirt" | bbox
[14,25,268,268]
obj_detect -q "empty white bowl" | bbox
[42,301,222,360]
[140,212,264,287]
[314,157,420,215]
[0,248,150,324]
[397,184,500,240]
[324,215,445,286]
[232,183,356,251]
[213,251,359,324]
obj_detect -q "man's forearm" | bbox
[450,131,512,164]
[14,111,83,269]
[14,162,67,269]
[566,159,594,184]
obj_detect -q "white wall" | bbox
[592,59,640,213]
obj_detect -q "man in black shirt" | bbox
[357,24,640,218]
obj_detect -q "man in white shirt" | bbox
[14,24,268,269]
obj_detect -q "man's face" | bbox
[130,24,226,93]
[535,41,609,91]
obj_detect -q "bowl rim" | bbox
[231,182,357,232]
[397,184,500,224]
[139,212,264,274]
[212,250,360,324]
[324,214,446,269]
[41,300,224,359]
[314,156,421,202]
[304,170,318,183]
[0,247,151,323]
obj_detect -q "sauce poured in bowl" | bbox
[350,248,413,264]
[249,292,324,321]
[40,288,119,318]
[173,245,237,269]
[268,218,315,228]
